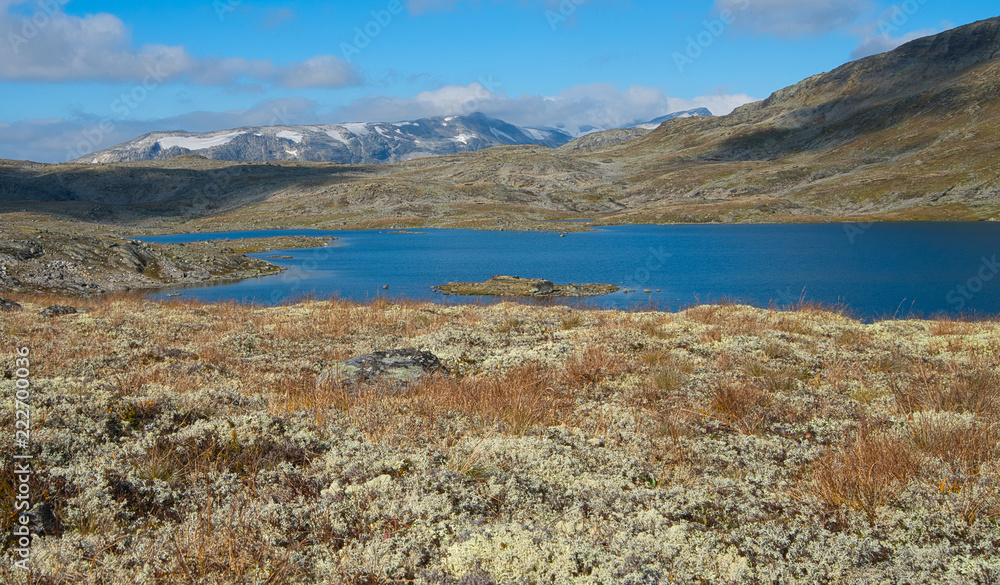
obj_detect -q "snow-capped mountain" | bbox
[76,113,574,165]
[629,108,713,130]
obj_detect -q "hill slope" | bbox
[2,18,1000,230]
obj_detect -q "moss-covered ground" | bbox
[0,295,997,583]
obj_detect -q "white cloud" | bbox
[0,98,321,163]
[713,0,870,38]
[0,2,360,88]
[850,27,937,60]
[333,83,757,135]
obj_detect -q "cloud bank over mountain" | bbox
[1,83,756,163]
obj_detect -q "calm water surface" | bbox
[140,223,1000,319]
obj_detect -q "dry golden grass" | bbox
[699,327,723,343]
[834,328,873,349]
[410,365,567,433]
[560,311,584,330]
[164,496,309,584]
[329,365,571,441]
[909,418,999,476]
[812,425,920,523]
[561,345,627,387]
[895,363,999,417]
[134,431,316,489]
[709,379,773,435]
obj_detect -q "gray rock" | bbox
[0,241,44,261]
[531,280,555,295]
[318,348,447,390]
[27,502,61,536]
[39,305,78,317]
[0,297,22,312]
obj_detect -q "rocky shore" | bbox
[0,295,996,583]
[0,226,333,296]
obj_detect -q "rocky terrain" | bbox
[3,19,1000,232]
[0,221,332,295]
[75,113,573,165]
[0,295,996,583]
[433,275,620,298]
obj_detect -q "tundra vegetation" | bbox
[0,294,998,584]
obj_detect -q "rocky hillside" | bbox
[0,222,331,295]
[75,112,573,165]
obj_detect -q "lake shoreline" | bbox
[139,223,1000,320]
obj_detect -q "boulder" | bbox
[39,305,78,317]
[26,502,61,537]
[531,280,555,295]
[0,241,44,261]
[0,298,22,312]
[318,348,447,390]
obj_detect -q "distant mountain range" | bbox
[8,18,999,228]
[629,108,714,130]
[74,109,715,165]
[75,113,574,165]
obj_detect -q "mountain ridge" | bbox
[74,112,576,165]
[3,17,1000,230]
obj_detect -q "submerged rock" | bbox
[39,305,78,317]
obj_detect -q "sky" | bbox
[0,0,995,163]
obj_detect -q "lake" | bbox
[139,222,1000,320]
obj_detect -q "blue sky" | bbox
[0,0,995,162]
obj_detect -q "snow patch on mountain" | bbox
[341,123,370,136]
[276,130,303,143]
[490,127,515,142]
[326,129,349,145]
[157,132,245,151]
[521,128,548,141]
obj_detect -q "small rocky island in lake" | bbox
[433,275,619,297]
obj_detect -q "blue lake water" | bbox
[139,223,1000,320]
